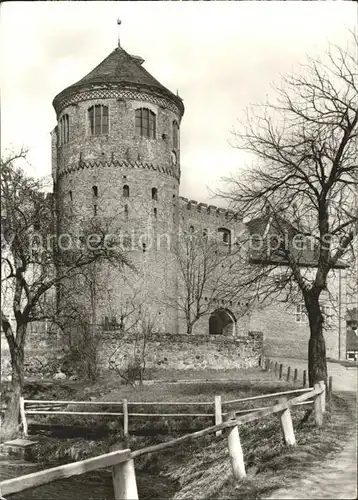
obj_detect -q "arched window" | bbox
[123,185,129,198]
[189,225,194,233]
[151,187,158,201]
[135,108,156,138]
[92,185,98,197]
[218,228,231,246]
[59,114,69,145]
[172,120,179,149]
[88,105,109,135]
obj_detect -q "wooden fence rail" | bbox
[2,384,326,500]
[21,387,314,438]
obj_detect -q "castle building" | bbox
[51,39,347,362]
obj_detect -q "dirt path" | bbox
[266,392,357,500]
[266,439,357,499]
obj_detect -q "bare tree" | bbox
[108,292,157,386]
[170,227,245,334]
[1,151,131,437]
[220,35,358,385]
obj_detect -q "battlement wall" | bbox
[179,196,247,241]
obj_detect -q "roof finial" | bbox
[117,19,122,47]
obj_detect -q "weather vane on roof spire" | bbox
[117,19,122,47]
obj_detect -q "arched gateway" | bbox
[209,308,236,335]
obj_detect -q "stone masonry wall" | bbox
[100,331,263,371]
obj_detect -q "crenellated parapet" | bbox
[179,196,240,222]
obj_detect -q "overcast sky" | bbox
[1,1,356,204]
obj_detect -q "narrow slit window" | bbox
[124,204,128,219]
[172,120,179,149]
[123,185,129,198]
[152,187,158,201]
[69,190,73,201]
[154,207,157,218]
[92,185,98,197]
[94,204,97,216]
[142,243,146,253]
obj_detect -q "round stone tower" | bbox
[51,41,184,333]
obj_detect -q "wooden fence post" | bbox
[293,369,298,384]
[19,397,28,437]
[277,397,296,446]
[286,366,291,382]
[112,456,138,500]
[319,381,326,413]
[224,411,246,480]
[215,395,222,437]
[279,364,283,380]
[313,383,323,427]
[123,399,128,437]
[303,370,307,388]
[328,376,333,396]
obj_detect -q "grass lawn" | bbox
[24,368,297,434]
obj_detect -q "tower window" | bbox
[59,114,69,145]
[92,185,98,197]
[88,105,109,135]
[135,108,156,139]
[151,187,158,201]
[69,190,73,201]
[189,225,194,233]
[154,207,157,218]
[124,204,128,219]
[94,204,97,216]
[172,120,179,149]
[123,185,129,198]
[142,243,146,253]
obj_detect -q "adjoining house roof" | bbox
[246,214,348,269]
[53,46,184,116]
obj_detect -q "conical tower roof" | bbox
[53,45,184,115]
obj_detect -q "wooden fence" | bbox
[20,386,316,438]
[259,356,333,395]
[1,383,326,499]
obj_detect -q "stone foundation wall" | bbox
[100,331,263,372]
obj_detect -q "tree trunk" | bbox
[306,295,327,387]
[2,338,25,439]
